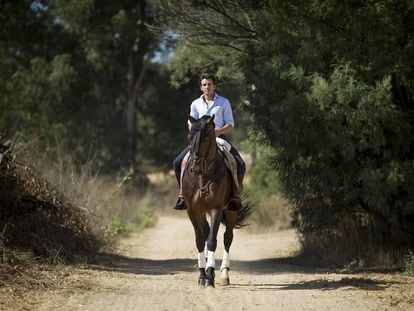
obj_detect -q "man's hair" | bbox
[199,73,218,85]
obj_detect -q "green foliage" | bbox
[155,0,254,146]
[245,145,291,229]
[168,41,243,89]
[3,0,414,266]
[101,198,158,237]
[247,147,281,201]
[240,0,414,253]
[277,66,412,235]
[104,215,134,237]
[0,0,198,174]
[133,204,158,231]
[404,251,414,276]
[158,0,414,262]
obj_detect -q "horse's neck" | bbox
[207,136,218,163]
[200,138,219,176]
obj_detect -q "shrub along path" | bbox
[3,215,413,310]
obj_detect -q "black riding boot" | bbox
[173,166,186,210]
[228,172,244,211]
[174,197,186,210]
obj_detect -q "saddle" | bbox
[180,138,242,198]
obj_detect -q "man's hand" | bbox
[215,124,233,137]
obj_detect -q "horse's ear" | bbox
[189,115,197,123]
[207,115,215,124]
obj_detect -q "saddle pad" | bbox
[216,137,231,152]
[180,144,241,196]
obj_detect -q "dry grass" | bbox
[296,215,414,272]
[10,139,169,237]
[247,194,292,231]
[0,139,105,309]
[0,138,176,308]
[0,146,102,264]
[0,137,294,307]
[0,251,95,310]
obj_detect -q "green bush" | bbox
[246,146,291,229]
[404,252,414,276]
[242,1,414,264]
[134,204,158,231]
[104,215,134,237]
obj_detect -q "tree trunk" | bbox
[126,53,137,165]
[124,0,151,166]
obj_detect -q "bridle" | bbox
[189,117,216,176]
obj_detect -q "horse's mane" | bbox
[190,115,213,136]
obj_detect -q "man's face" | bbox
[200,78,216,98]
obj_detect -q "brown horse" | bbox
[182,115,252,288]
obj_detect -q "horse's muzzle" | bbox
[191,158,204,175]
[191,164,203,175]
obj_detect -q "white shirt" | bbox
[189,93,235,129]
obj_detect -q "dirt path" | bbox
[29,215,414,310]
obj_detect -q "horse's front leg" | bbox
[187,208,209,287]
[205,209,223,288]
[196,222,210,287]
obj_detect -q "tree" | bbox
[156,0,258,50]
[51,0,160,168]
[156,0,414,259]
[0,0,85,149]
[0,0,193,174]
[155,0,260,145]
[241,1,414,253]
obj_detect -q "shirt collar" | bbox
[201,92,218,104]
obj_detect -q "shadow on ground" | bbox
[89,253,195,275]
[89,252,316,276]
[229,277,392,291]
[88,253,398,293]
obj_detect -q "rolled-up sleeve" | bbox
[222,99,235,128]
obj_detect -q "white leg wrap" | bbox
[198,252,206,268]
[220,250,230,271]
[206,251,215,269]
[220,267,229,280]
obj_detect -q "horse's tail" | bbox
[236,198,254,228]
[222,197,254,229]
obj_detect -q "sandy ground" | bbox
[3,215,413,311]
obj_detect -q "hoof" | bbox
[205,267,215,288]
[218,277,230,286]
[198,277,206,287]
[205,279,215,288]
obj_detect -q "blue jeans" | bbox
[172,137,246,185]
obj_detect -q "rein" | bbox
[190,134,216,175]
[189,119,218,176]
[188,136,220,198]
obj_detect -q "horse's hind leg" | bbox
[219,210,237,286]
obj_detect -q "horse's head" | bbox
[188,115,216,175]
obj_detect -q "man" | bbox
[173,73,245,210]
